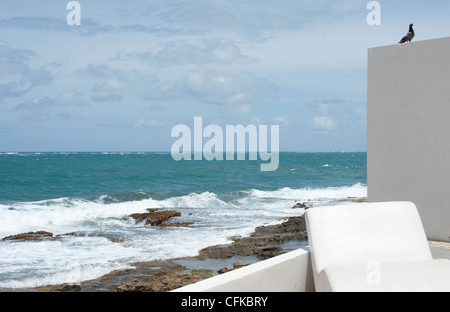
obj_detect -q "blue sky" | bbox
[1,0,449,152]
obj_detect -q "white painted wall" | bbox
[367,37,450,242]
[173,247,314,292]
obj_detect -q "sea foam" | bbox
[0,183,366,289]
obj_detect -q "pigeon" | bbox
[399,23,415,43]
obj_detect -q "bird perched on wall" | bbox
[399,24,415,43]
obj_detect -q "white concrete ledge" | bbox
[172,247,314,292]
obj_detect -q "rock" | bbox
[198,215,307,260]
[114,272,213,292]
[61,284,81,292]
[217,267,231,274]
[114,280,155,292]
[2,231,54,241]
[255,246,283,259]
[55,232,125,243]
[233,262,250,269]
[29,214,307,292]
[129,209,187,227]
[292,202,308,209]
[217,262,251,274]
[336,197,367,203]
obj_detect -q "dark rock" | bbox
[114,272,213,292]
[255,246,283,259]
[198,215,307,260]
[292,202,307,209]
[30,213,307,292]
[61,284,81,292]
[114,280,154,292]
[129,209,189,227]
[2,231,54,241]
[218,262,250,274]
[336,197,367,203]
[233,262,250,269]
[55,232,125,243]
[217,267,231,274]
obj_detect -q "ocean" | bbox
[0,152,366,290]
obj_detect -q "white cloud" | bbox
[273,117,289,126]
[156,0,363,38]
[0,42,52,99]
[236,103,252,113]
[81,64,158,93]
[183,68,277,105]
[313,116,336,130]
[130,41,250,67]
[90,93,123,103]
[133,118,167,128]
[144,67,277,106]
[16,91,87,110]
[145,81,185,101]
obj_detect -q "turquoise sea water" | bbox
[0,152,366,289]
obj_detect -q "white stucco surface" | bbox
[368,37,450,242]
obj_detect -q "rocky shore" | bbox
[31,213,309,292]
[5,198,366,292]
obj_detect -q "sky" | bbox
[1,0,450,152]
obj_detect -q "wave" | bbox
[0,184,366,237]
[0,183,367,289]
[247,183,367,201]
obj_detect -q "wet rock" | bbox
[198,215,307,260]
[55,232,125,243]
[129,209,191,227]
[29,214,307,292]
[2,231,54,241]
[217,267,232,274]
[336,197,367,203]
[218,262,250,274]
[292,202,308,209]
[114,272,213,292]
[114,280,155,292]
[255,246,283,259]
[61,284,81,292]
[233,262,250,270]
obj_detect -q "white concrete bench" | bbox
[305,201,450,292]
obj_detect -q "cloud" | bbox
[154,0,363,38]
[145,67,277,105]
[133,118,167,128]
[273,117,289,126]
[0,17,66,31]
[145,81,185,101]
[0,1,364,40]
[236,103,252,113]
[128,40,251,67]
[90,93,123,103]
[81,64,158,92]
[313,116,336,130]
[0,42,52,99]
[0,16,173,36]
[16,91,87,110]
[183,68,277,105]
